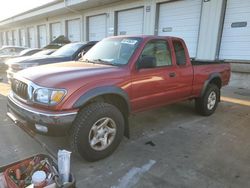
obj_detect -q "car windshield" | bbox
[51,43,83,57]
[82,37,142,66]
[32,49,55,57]
[19,49,34,56]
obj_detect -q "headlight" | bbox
[34,88,66,105]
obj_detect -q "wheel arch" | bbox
[200,73,222,97]
[73,86,131,138]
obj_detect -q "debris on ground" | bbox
[145,141,155,147]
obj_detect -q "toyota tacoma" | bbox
[7,35,231,161]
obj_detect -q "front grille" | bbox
[11,79,29,100]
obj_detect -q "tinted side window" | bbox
[83,45,93,53]
[25,50,37,56]
[173,40,186,65]
[141,40,172,67]
[15,48,25,53]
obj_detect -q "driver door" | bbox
[131,39,179,112]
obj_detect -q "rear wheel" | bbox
[70,102,124,161]
[195,84,220,116]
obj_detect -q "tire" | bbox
[195,84,220,116]
[70,102,124,161]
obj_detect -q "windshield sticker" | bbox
[121,39,138,45]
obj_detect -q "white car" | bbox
[0,46,27,71]
[6,49,56,82]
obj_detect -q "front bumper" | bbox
[7,93,78,134]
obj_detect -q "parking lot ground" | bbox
[0,72,250,188]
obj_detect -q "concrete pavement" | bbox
[0,72,250,188]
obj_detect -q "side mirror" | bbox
[137,56,156,69]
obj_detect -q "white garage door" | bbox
[20,29,26,47]
[28,27,35,48]
[219,0,250,60]
[38,25,47,48]
[88,15,107,41]
[67,19,81,42]
[51,22,61,41]
[117,8,144,35]
[7,31,13,45]
[158,0,202,58]
[13,30,18,46]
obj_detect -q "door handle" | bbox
[169,72,176,78]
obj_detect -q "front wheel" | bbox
[70,102,124,161]
[195,84,220,116]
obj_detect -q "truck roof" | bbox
[107,35,182,40]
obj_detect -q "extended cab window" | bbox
[140,40,172,67]
[173,40,186,65]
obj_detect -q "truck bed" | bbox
[191,59,229,66]
[191,59,231,97]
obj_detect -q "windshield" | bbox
[19,49,28,56]
[32,49,55,57]
[19,49,35,56]
[51,43,83,57]
[83,37,142,65]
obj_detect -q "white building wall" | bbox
[46,23,51,44]
[0,32,2,47]
[24,28,29,47]
[19,28,26,47]
[0,0,237,62]
[12,30,18,46]
[143,0,156,35]
[61,20,66,39]
[4,32,7,45]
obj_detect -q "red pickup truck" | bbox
[7,35,231,161]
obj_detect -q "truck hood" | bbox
[17,61,122,88]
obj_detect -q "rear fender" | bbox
[200,73,222,98]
